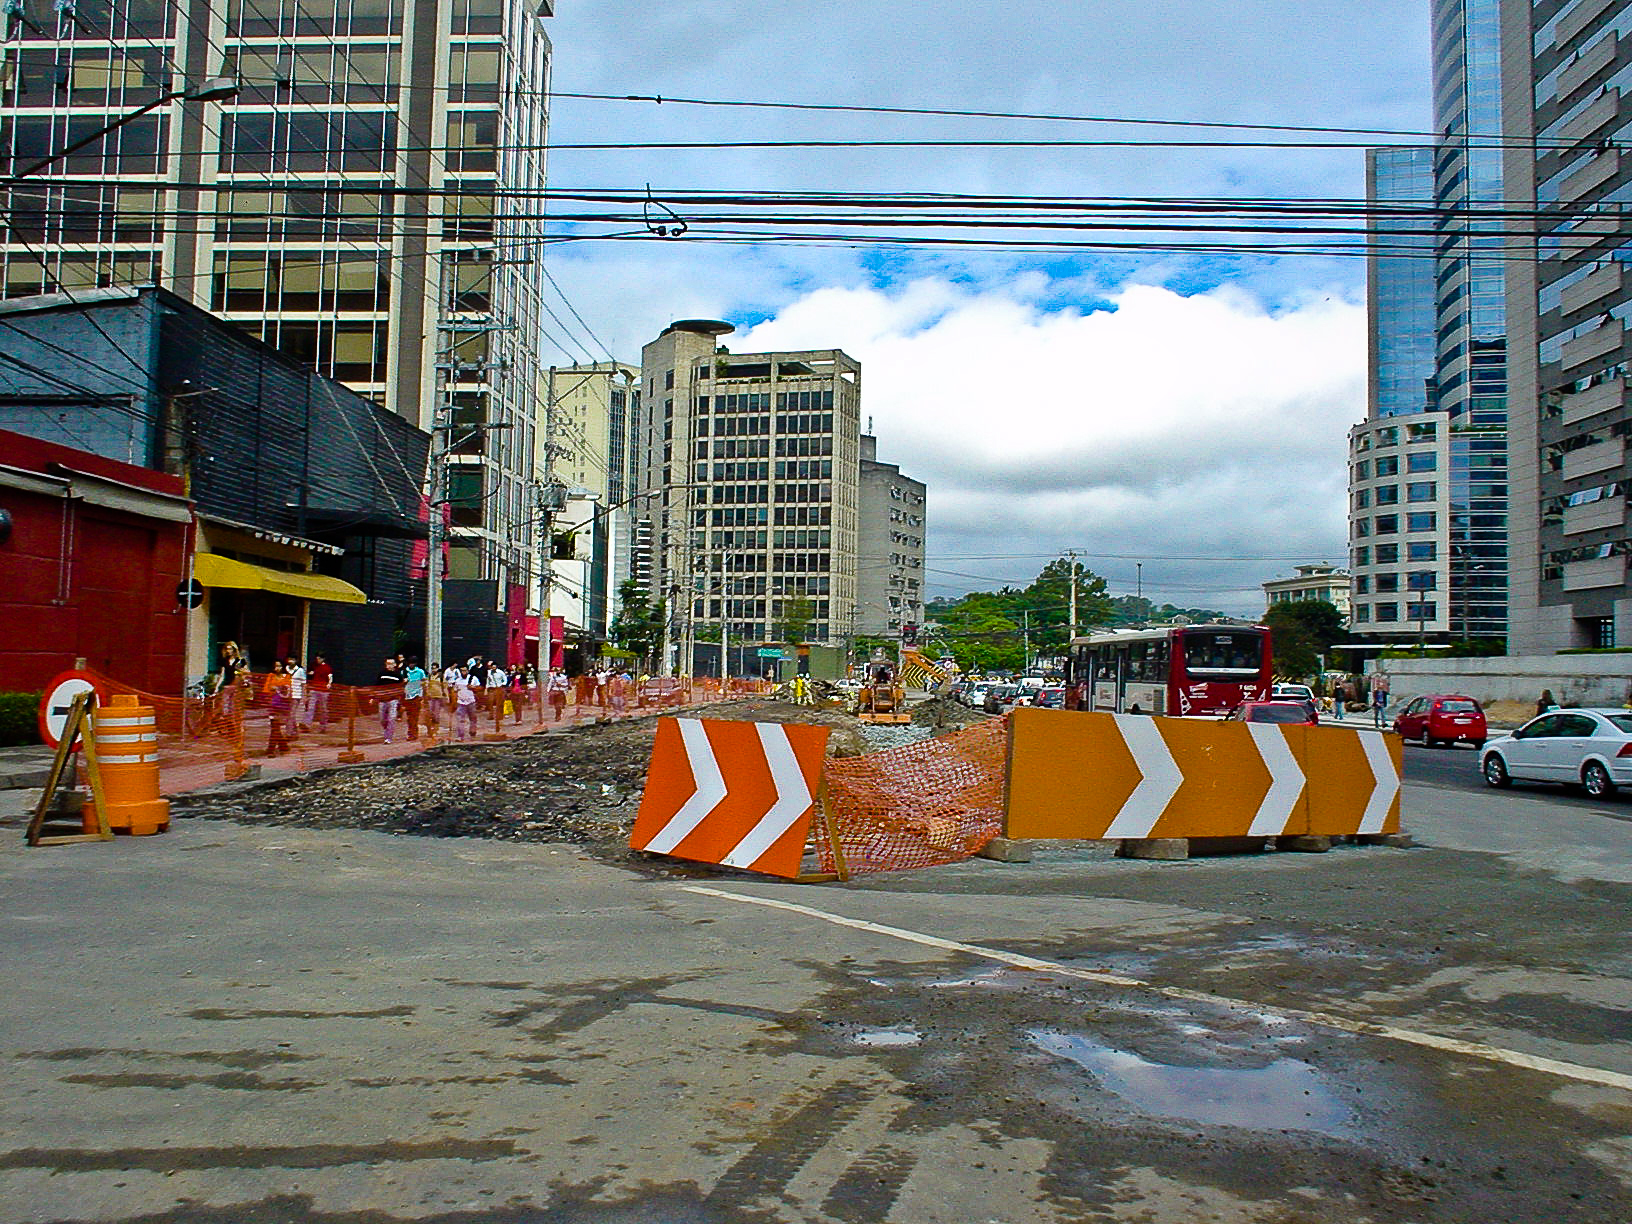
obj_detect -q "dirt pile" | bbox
[171,698,885,853]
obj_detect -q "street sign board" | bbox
[176,578,205,609]
[37,670,105,749]
[757,648,785,658]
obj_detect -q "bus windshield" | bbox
[1181,631,1264,677]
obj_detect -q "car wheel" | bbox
[1482,754,1511,789]
[1583,761,1617,799]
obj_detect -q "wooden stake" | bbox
[26,692,112,847]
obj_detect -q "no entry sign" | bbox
[38,671,105,749]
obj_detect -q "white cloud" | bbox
[737,278,1364,614]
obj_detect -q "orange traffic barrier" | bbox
[85,693,170,836]
[631,717,831,879]
[1005,708,1401,841]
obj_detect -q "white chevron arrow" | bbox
[1246,722,1307,836]
[720,723,816,868]
[644,719,730,854]
[1357,730,1400,835]
[1104,715,1183,839]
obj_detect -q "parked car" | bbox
[983,684,1021,714]
[1392,694,1487,748]
[963,684,991,709]
[1034,686,1067,709]
[1481,708,1632,797]
[1271,683,1317,703]
[1225,700,1319,726]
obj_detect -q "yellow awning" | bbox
[194,553,367,605]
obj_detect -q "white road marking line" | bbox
[644,720,729,854]
[721,725,813,869]
[682,885,1632,1094]
[1246,723,1305,836]
[1104,715,1181,839]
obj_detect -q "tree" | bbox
[774,596,816,645]
[609,580,665,668]
[928,559,1115,673]
[1263,599,1346,680]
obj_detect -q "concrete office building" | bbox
[0,0,556,646]
[1500,0,1632,649]
[634,321,862,673]
[1349,0,1511,644]
[856,433,927,637]
[539,361,638,643]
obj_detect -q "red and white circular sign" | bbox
[37,670,105,749]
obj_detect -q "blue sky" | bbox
[535,1,1432,614]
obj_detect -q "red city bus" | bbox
[1065,623,1273,717]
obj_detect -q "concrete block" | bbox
[1277,835,1333,854]
[1357,832,1414,848]
[977,838,1033,863]
[1118,838,1189,861]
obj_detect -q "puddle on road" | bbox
[851,1026,922,1048]
[1028,1029,1352,1137]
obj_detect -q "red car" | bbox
[1226,701,1319,726]
[1392,694,1487,748]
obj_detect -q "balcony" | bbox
[1561,263,1623,316]
[1563,495,1625,536]
[1563,555,1626,590]
[1563,437,1624,480]
[1560,319,1624,372]
[1562,376,1624,425]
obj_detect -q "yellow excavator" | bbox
[857,666,912,725]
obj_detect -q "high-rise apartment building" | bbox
[1350,0,1511,644]
[1500,0,1632,649]
[0,0,555,643]
[635,321,863,673]
[857,433,926,637]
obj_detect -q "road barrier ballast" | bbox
[1005,708,1401,841]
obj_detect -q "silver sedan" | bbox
[1480,708,1632,798]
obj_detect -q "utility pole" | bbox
[1022,609,1031,673]
[1136,561,1144,604]
[1065,549,1081,639]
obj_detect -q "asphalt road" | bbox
[4,755,1632,1222]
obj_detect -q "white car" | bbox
[1480,708,1632,798]
[1271,683,1317,703]
[964,684,991,709]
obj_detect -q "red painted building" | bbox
[0,428,192,693]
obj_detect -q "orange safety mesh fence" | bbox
[816,719,1008,875]
[78,669,774,798]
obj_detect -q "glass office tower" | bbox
[1433,0,1512,643]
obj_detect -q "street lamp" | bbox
[1,77,240,186]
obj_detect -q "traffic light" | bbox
[902,622,918,645]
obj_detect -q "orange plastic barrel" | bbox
[86,694,170,835]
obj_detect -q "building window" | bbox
[1375,514,1398,534]
[1407,602,1437,622]
[1375,602,1399,622]
[1354,460,1371,481]
[1376,485,1399,505]
[1592,617,1616,648]
[1355,605,1371,623]
[1408,421,1437,442]
[1407,482,1436,502]
[1353,546,1370,567]
[1355,575,1370,594]
[1376,456,1399,477]
[1376,573,1399,593]
[1408,542,1437,561]
[1354,518,1371,538]
[1407,512,1436,532]
[1376,543,1399,564]
[1407,451,1438,473]
[1355,488,1372,509]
